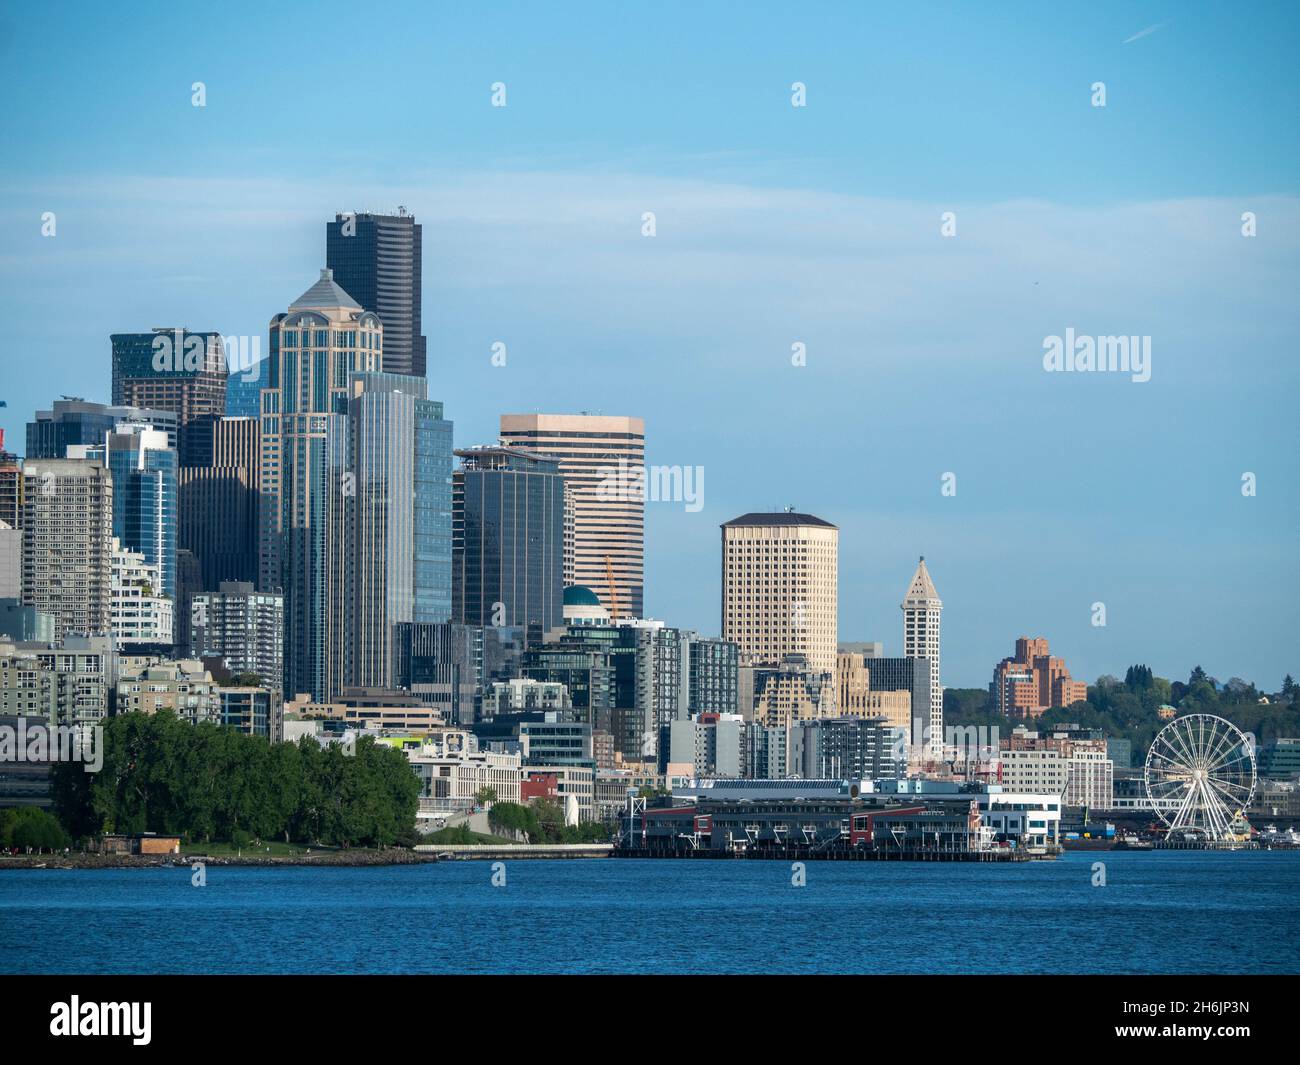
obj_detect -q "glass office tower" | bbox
[452,445,565,633]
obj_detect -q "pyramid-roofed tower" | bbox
[901,556,943,755]
[289,268,362,312]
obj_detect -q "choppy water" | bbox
[1,850,1297,974]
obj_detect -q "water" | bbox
[2,851,1298,974]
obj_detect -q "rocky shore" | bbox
[0,848,438,869]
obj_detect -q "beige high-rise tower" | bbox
[721,511,838,673]
[498,413,645,618]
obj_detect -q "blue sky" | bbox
[1,1,1297,687]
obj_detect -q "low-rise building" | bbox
[116,660,221,724]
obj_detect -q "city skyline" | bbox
[2,3,1298,688]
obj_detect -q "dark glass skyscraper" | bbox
[326,210,426,378]
[27,399,180,458]
[110,329,227,438]
[452,446,565,632]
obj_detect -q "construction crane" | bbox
[604,555,621,620]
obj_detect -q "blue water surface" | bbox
[1,851,1297,974]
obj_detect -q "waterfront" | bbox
[2,851,1297,975]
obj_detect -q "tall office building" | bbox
[721,511,838,674]
[110,329,227,457]
[452,445,565,633]
[21,458,114,639]
[498,414,645,618]
[178,415,260,589]
[261,268,382,700]
[76,424,177,598]
[27,398,180,458]
[348,372,452,688]
[226,358,270,419]
[191,581,285,711]
[0,431,21,530]
[0,521,20,599]
[326,210,426,377]
[902,557,943,753]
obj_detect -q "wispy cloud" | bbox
[1123,21,1169,45]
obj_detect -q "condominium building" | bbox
[191,581,285,711]
[21,458,114,639]
[721,511,838,674]
[260,268,382,700]
[0,637,113,725]
[0,521,19,600]
[902,557,943,753]
[498,414,646,618]
[992,636,1089,717]
[76,424,177,598]
[115,660,222,725]
[110,539,174,649]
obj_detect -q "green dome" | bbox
[564,585,603,607]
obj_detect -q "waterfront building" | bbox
[498,414,646,619]
[403,730,523,823]
[260,268,382,700]
[0,638,112,725]
[796,716,907,781]
[996,747,1067,796]
[452,445,565,633]
[722,511,838,674]
[21,458,114,640]
[26,398,180,458]
[115,660,222,724]
[902,557,944,754]
[1259,738,1300,780]
[190,581,285,711]
[326,209,427,378]
[219,686,273,737]
[991,636,1089,718]
[391,621,524,726]
[178,415,260,588]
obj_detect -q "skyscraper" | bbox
[452,445,565,633]
[21,458,114,640]
[348,371,452,687]
[261,268,382,700]
[721,511,838,674]
[110,328,227,457]
[498,414,645,618]
[178,415,260,589]
[326,210,426,377]
[902,557,943,753]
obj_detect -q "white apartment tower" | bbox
[902,556,943,754]
[721,511,838,674]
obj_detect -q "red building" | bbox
[992,637,1088,718]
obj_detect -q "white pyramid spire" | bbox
[902,555,941,606]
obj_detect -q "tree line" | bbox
[50,711,420,848]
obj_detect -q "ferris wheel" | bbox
[1144,714,1257,840]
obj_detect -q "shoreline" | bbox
[0,848,439,870]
